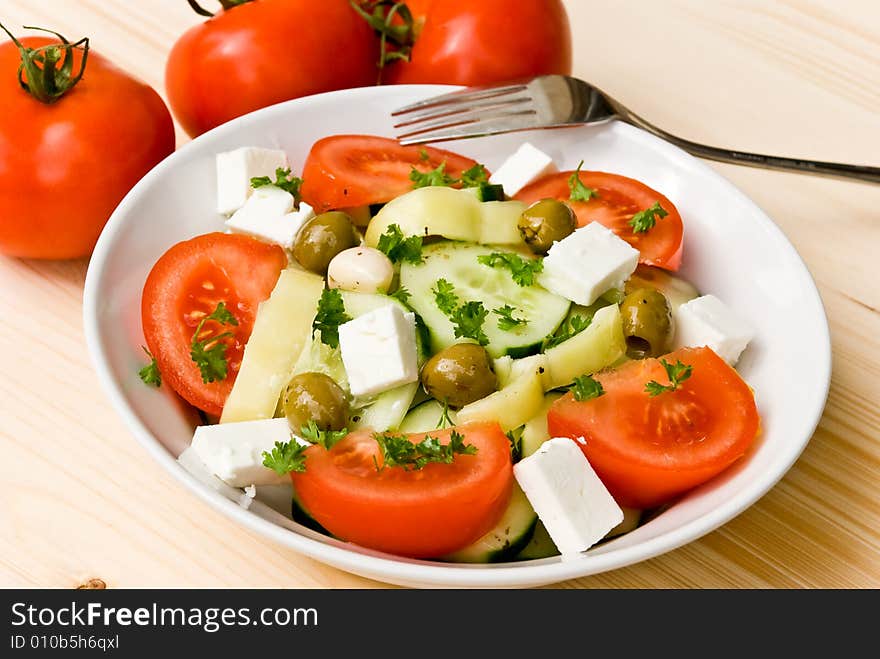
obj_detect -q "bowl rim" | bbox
[82,84,832,588]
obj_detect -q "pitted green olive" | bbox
[293,211,358,274]
[517,199,576,254]
[620,288,673,359]
[420,343,497,409]
[283,372,349,433]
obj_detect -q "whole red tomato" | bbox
[166,0,380,137]
[384,0,572,85]
[0,29,175,259]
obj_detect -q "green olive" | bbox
[420,343,497,409]
[620,288,673,359]
[283,372,349,433]
[517,198,577,254]
[293,211,358,274]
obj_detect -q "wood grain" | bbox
[0,0,877,589]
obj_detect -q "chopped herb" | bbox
[645,358,693,396]
[376,224,423,265]
[418,148,430,162]
[437,401,455,429]
[459,163,490,187]
[568,161,599,202]
[493,304,528,331]
[505,427,523,462]
[262,439,308,475]
[299,420,348,450]
[628,201,668,233]
[373,429,477,471]
[250,167,303,201]
[390,286,412,304]
[312,289,351,349]
[190,302,239,384]
[542,314,592,351]
[571,375,605,401]
[477,252,543,287]
[410,161,457,188]
[433,280,489,345]
[432,279,460,316]
[138,347,161,387]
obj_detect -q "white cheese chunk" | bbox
[190,417,306,487]
[674,294,754,365]
[538,223,639,306]
[514,437,623,555]
[177,446,254,508]
[338,304,419,398]
[216,147,289,215]
[489,142,557,196]
[225,187,311,249]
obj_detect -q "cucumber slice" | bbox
[398,400,457,433]
[351,382,420,432]
[475,183,505,202]
[400,241,570,358]
[516,521,559,560]
[604,507,642,540]
[443,483,537,563]
[521,392,563,458]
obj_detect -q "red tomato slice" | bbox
[141,233,287,416]
[300,135,482,213]
[547,347,759,508]
[291,423,514,558]
[515,170,684,270]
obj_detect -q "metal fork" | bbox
[393,75,880,184]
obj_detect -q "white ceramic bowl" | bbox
[83,85,831,588]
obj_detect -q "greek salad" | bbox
[139,134,759,562]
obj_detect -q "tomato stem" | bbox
[350,0,416,82]
[186,0,255,17]
[0,23,89,104]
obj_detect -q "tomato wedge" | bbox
[547,347,759,508]
[515,170,684,270]
[291,423,514,558]
[141,233,287,417]
[300,135,482,213]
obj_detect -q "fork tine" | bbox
[392,83,529,116]
[396,108,538,142]
[393,95,532,129]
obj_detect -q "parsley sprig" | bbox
[373,430,477,471]
[390,286,412,305]
[568,161,599,202]
[376,224,423,265]
[190,302,239,384]
[433,279,459,315]
[571,375,605,401]
[437,401,455,429]
[459,163,489,187]
[505,427,523,462]
[312,289,351,349]
[628,202,668,233]
[409,160,490,189]
[432,279,489,345]
[138,347,161,387]
[542,314,592,351]
[262,439,308,475]
[477,252,543,287]
[299,420,348,450]
[250,167,303,202]
[645,359,693,396]
[493,305,528,331]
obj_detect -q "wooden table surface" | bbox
[1,0,878,589]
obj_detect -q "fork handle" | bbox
[620,115,880,184]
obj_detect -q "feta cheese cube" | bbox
[674,294,754,365]
[190,417,305,487]
[514,437,623,555]
[338,304,419,397]
[538,223,639,305]
[225,187,312,249]
[216,147,289,215]
[489,142,557,196]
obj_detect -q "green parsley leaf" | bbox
[459,163,490,187]
[376,224,423,265]
[373,429,477,472]
[410,161,458,189]
[390,286,412,305]
[477,252,544,287]
[189,302,239,384]
[505,427,523,462]
[418,148,430,162]
[568,161,599,202]
[645,358,693,396]
[628,201,668,233]
[138,347,161,387]
[312,289,351,349]
[432,279,460,316]
[571,375,605,401]
[262,439,308,475]
[542,314,592,351]
[437,401,455,429]
[493,304,528,331]
[299,420,348,451]
[452,301,490,345]
[250,167,304,201]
